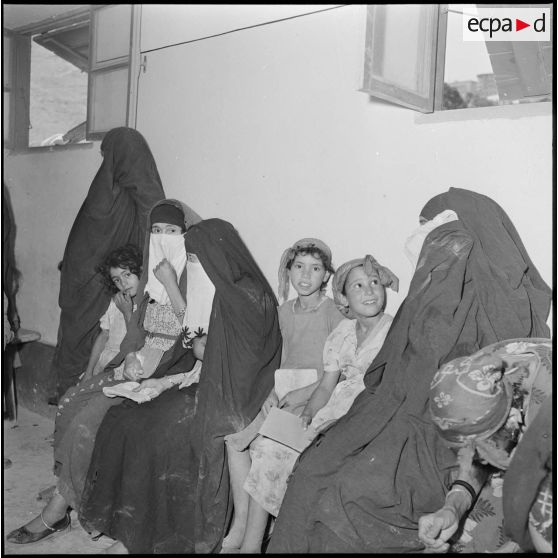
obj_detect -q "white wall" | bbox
[136,5,552,317]
[4,145,102,344]
[4,4,553,345]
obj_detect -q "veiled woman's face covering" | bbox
[404,209,459,269]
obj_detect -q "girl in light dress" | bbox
[222,238,343,552]
[225,253,397,553]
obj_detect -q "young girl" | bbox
[81,244,142,381]
[238,255,397,553]
[222,238,343,552]
[7,243,143,544]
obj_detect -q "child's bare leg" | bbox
[223,442,252,549]
[239,497,269,554]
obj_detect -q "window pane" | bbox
[93,5,132,65]
[29,37,87,147]
[362,5,439,113]
[88,66,128,133]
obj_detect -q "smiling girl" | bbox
[235,255,397,553]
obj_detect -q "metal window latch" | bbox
[140,55,147,73]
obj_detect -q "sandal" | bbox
[7,510,71,544]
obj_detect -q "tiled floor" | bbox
[3,406,114,554]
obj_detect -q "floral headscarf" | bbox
[277,238,333,303]
[430,338,552,469]
[332,255,399,318]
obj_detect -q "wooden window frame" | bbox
[4,4,139,150]
[362,4,552,114]
[362,5,447,114]
[86,4,134,140]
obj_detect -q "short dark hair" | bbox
[97,244,143,294]
[286,246,335,290]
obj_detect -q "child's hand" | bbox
[300,413,312,430]
[114,292,133,319]
[261,390,279,417]
[192,334,207,361]
[153,259,177,287]
[123,352,143,381]
[278,390,304,411]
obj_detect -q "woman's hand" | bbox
[123,352,143,381]
[133,378,167,401]
[153,258,178,288]
[192,334,207,361]
[114,292,134,321]
[261,390,279,418]
[418,507,459,553]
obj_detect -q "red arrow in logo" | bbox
[516,18,530,31]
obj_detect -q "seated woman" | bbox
[78,218,282,554]
[267,187,551,553]
[7,243,143,544]
[420,338,552,552]
[7,198,202,545]
[236,255,395,553]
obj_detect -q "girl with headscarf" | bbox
[268,187,551,553]
[234,255,396,553]
[421,338,552,552]
[7,200,201,545]
[50,127,165,399]
[222,238,343,551]
[78,217,282,554]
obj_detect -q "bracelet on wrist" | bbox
[449,480,477,509]
[175,307,186,320]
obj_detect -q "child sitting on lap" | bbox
[223,238,343,552]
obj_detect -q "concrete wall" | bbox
[3,4,553,349]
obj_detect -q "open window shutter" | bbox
[87,4,132,138]
[361,5,442,113]
[485,41,552,101]
[484,4,552,102]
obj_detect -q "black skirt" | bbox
[79,384,199,554]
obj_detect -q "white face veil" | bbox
[145,233,187,305]
[404,209,459,270]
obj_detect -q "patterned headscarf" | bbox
[430,338,552,468]
[277,238,332,303]
[332,255,399,318]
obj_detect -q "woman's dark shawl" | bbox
[268,188,551,553]
[50,127,165,397]
[185,218,282,552]
[79,218,281,553]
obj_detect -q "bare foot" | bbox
[103,541,129,554]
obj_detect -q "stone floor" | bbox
[3,406,114,554]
